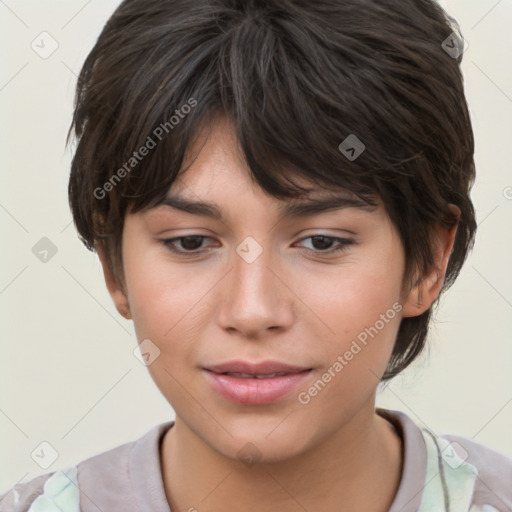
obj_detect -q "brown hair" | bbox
[67,0,477,380]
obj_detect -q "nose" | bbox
[216,241,294,339]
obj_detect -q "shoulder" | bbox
[0,422,174,512]
[0,425,159,512]
[377,407,512,512]
[439,432,512,511]
[0,466,79,512]
[0,472,54,511]
[0,440,134,511]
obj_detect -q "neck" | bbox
[160,402,403,512]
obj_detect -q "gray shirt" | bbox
[1,408,511,511]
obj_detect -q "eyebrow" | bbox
[152,193,377,221]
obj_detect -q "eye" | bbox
[161,235,214,255]
[295,235,355,255]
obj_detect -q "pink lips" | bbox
[203,360,313,405]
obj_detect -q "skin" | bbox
[98,116,459,512]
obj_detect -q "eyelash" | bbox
[160,235,355,257]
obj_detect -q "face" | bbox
[101,117,444,463]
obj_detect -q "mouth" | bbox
[202,361,313,405]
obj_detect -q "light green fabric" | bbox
[418,427,488,512]
[27,466,80,512]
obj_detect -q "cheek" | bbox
[124,248,220,367]
[123,252,210,396]
[294,269,403,415]
[123,247,191,337]
[297,241,405,375]
[305,248,403,329]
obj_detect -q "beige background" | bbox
[1,0,511,493]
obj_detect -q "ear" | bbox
[96,242,132,320]
[402,204,461,317]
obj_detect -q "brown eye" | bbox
[161,235,212,254]
[296,235,355,255]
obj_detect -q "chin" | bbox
[202,418,315,466]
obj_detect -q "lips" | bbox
[203,360,313,405]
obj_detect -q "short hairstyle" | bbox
[67,0,477,381]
